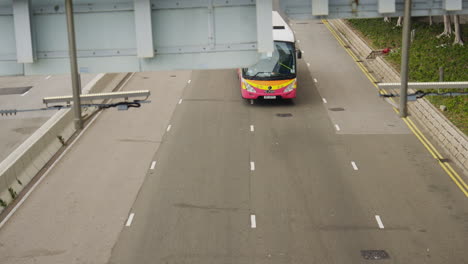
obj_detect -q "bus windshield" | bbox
[243,41,296,80]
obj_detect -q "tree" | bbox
[437,15,452,38]
[453,15,464,45]
[396,16,403,27]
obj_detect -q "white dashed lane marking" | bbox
[250,161,255,171]
[375,215,384,229]
[250,214,256,228]
[126,213,135,227]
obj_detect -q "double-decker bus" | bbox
[239,11,301,100]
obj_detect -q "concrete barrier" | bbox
[0,73,128,212]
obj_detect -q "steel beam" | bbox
[444,0,462,10]
[43,90,151,104]
[65,0,83,130]
[379,0,396,13]
[12,0,34,63]
[312,0,328,16]
[256,0,274,54]
[399,0,412,118]
[378,82,468,90]
[134,0,154,58]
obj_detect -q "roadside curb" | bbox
[0,73,127,213]
[327,19,468,177]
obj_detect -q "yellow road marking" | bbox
[322,19,468,197]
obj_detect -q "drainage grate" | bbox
[361,250,390,260]
[0,86,32,96]
[328,107,345,111]
[276,113,293,117]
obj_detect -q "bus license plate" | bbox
[264,96,276,99]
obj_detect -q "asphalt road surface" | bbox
[108,20,468,264]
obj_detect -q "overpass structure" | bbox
[1,0,467,76]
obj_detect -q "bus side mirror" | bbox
[297,50,302,59]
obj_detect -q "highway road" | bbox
[108,21,468,263]
[0,18,467,264]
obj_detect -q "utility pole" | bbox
[399,0,412,117]
[65,0,83,130]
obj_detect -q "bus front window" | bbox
[243,41,296,80]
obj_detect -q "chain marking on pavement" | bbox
[335,124,340,131]
[351,161,358,170]
[126,213,135,227]
[250,125,254,132]
[45,75,51,80]
[322,98,327,103]
[307,62,311,67]
[375,215,384,229]
[314,78,318,83]
[187,79,191,84]
[178,99,182,104]
[166,125,172,132]
[250,214,256,228]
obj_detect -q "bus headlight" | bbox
[283,82,296,93]
[245,82,256,93]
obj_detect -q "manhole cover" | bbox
[328,107,345,111]
[0,86,32,96]
[361,250,390,260]
[276,113,293,117]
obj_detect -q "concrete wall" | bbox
[0,73,127,212]
[329,19,468,176]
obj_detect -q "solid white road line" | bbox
[297,40,300,43]
[307,63,311,67]
[335,124,341,131]
[150,161,157,170]
[188,79,191,84]
[250,214,257,228]
[0,72,135,230]
[250,161,255,171]
[166,125,172,132]
[375,215,384,229]
[178,99,183,104]
[313,78,318,83]
[20,91,30,96]
[250,125,254,132]
[322,98,327,104]
[351,161,358,170]
[45,75,51,80]
[126,213,135,227]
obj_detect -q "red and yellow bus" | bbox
[239,11,301,100]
